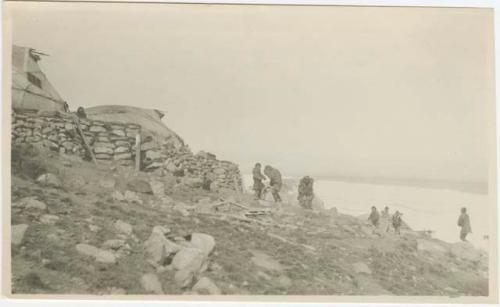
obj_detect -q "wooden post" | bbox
[135,133,141,172]
[72,116,97,165]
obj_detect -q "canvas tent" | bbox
[12,45,68,112]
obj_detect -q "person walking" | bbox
[392,211,403,235]
[252,163,266,200]
[298,176,314,209]
[457,207,472,242]
[368,206,380,228]
[380,206,391,232]
[263,165,282,203]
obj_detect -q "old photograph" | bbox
[2,1,497,303]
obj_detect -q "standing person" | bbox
[202,171,212,191]
[368,206,380,228]
[392,211,403,235]
[252,163,266,200]
[381,206,390,218]
[263,165,282,203]
[298,176,314,209]
[457,207,472,242]
[380,206,391,232]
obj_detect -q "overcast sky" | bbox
[7,3,495,182]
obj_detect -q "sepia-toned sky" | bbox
[7,2,495,183]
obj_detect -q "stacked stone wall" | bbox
[12,111,140,166]
[12,111,243,192]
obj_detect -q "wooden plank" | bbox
[72,116,97,165]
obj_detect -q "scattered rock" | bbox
[12,224,29,246]
[192,277,221,295]
[150,180,165,198]
[144,226,181,266]
[99,178,116,189]
[102,239,126,250]
[76,243,116,264]
[124,190,142,204]
[112,191,125,202]
[17,197,47,211]
[114,220,133,236]
[173,203,191,216]
[127,179,152,194]
[36,173,62,188]
[95,250,117,263]
[40,214,59,224]
[141,273,164,294]
[352,262,372,275]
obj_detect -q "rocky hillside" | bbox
[10,143,489,296]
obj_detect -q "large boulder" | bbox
[172,247,208,288]
[144,226,181,266]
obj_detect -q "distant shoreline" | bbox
[311,175,488,194]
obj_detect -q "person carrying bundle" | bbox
[298,176,314,209]
[263,165,282,203]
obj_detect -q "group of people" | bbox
[367,205,473,241]
[368,206,404,235]
[252,163,316,209]
[252,163,283,202]
[252,163,473,242]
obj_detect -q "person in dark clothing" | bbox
[298,176,314,209]
[202,171,212,191]
[76,106,87,119]
[368,206,380,227]
[252,163,266,199]
[263,165,282,203]
[457,207,472,242]
[392,211,403,235]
